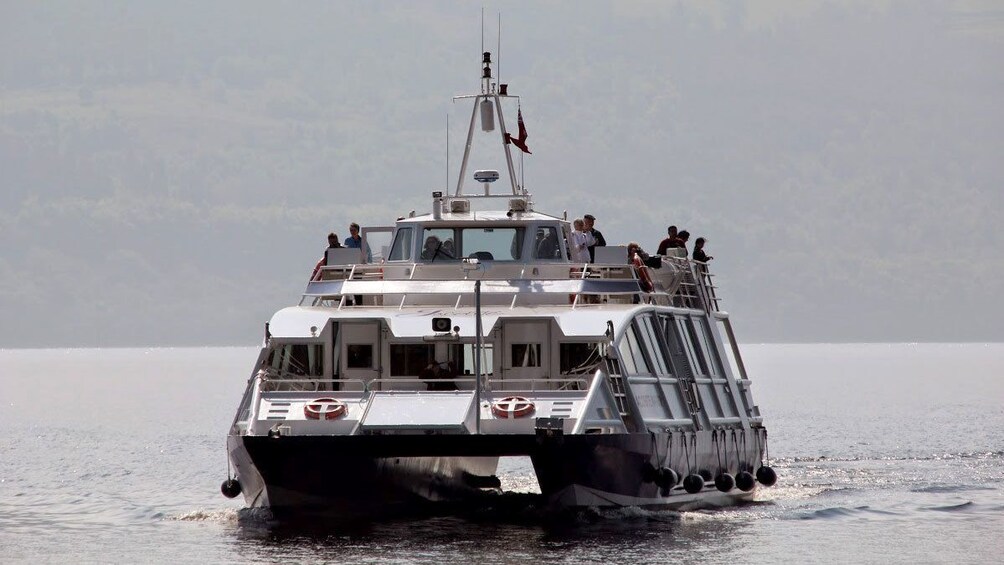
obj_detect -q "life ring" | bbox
[310,258,325,281]
[633,254,654,293]
[304,398,347,420]
[491,396,536,419]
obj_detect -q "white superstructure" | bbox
[222,50,777,517]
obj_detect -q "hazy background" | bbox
[1,0,1001,348]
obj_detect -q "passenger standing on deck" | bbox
[627,242,651,263]
[344,222,371,305]
[583,214,606,262]
[344,222,373,263]
[692,237,713,263]
[311,232,342,281]
[657,225,680,255]
[307,231,343,280]
[569,218,595,263]
[677,230,691,255]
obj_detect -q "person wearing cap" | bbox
[583,214,606,262]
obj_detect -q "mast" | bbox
[452,51,522,197]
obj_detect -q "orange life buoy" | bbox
[633,254,654,293]
[304,398,347,420]
[491,396,536,419]
[310,258,325,281]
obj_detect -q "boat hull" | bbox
[228,430,761,517]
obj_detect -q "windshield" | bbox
[420,227,525,261]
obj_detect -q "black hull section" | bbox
[530,433,758,509]
[229,430,761,517]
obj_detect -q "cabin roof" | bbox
[398,210,566,224]
[267,305,650,339]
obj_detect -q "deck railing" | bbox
[308,257,722,312]
[256,376,589,394]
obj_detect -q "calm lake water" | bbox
[1,343,1002,563]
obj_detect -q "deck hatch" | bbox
[359,391,477,433]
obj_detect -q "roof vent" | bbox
[450,199,470,213]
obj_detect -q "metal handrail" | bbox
[258,376,368,393]
[258,376,589,394]
[365,377,477,392]
[307,257,724,312]
[486,377,589,392]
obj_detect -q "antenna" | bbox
[480,7,485,92]
[446,113,450,193]
[497,13,501,87]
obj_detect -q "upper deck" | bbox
[300,56,723,316]
[306,207,721,314]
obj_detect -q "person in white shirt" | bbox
[569,218,596,263]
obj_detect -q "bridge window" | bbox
[421,228,457,261]
[419,227,526,262]
[462,227,524,260]
[533,226,562,260]
[388,227,414,261]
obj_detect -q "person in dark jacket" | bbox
[692,237,713,263]
[583,214,606,262]
[676,230,691,254]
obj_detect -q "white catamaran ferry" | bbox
[222,52,777,518]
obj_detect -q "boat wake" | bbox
[795,505,904,521]
[170,508,242,523]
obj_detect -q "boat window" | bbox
[420,227,526,262]
[511,343,541,367]
[560,342,601,374]
[679,318,708,376]
[716,319,746,381]
[533,226,562,260]
[690,317,721,377]
[461,227,524,261]
[330,323,340,378]
[346,344,374,369]
[618,326,651,375]
[265,343,323,377]
[388,227,414,261]
[617,339,636,374]
[638,316,670,375]
[390,344,435,375]
[421,228,458,261]
[449,343,493,376]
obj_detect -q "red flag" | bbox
[506,108,532,154]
